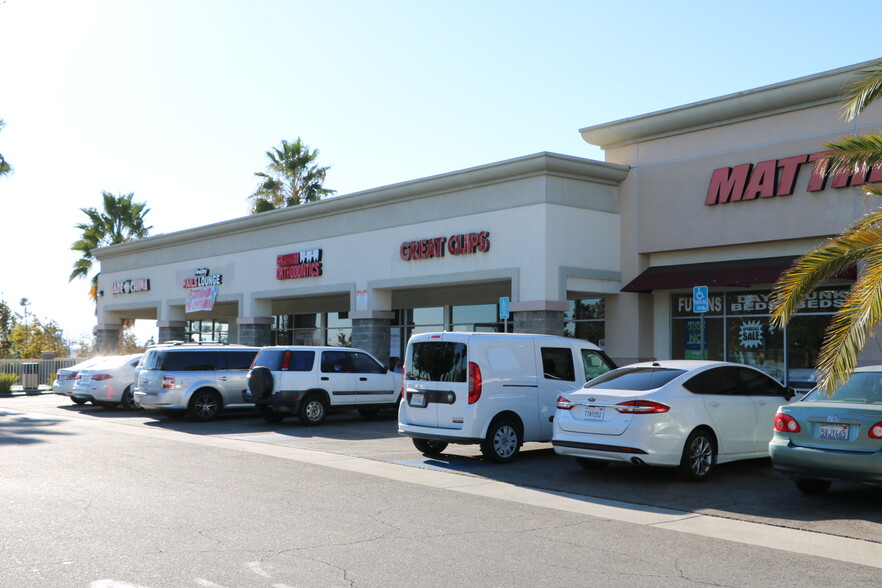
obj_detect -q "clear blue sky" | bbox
[1,0,879,348]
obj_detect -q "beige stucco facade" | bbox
[95,59,882,387]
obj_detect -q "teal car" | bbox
[769,366,882,495]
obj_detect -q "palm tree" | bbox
[770,61,882,394]
[248,138,335,214]
[0,119,11,177]
[69,191,152,300]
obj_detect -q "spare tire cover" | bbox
[248,366,274,400]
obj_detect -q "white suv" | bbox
[246,346,402,425]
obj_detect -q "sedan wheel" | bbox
[679,429,715,481]
[121,387,139,411]
[70,397,88,405]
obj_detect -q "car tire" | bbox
[678,428,716,482]
[259,406,285,423]
[120,387,139,411]
[481,417,521,463]
[248,366,274,400]
[358,407,381,419]
[70,397,88,405]
[575,457,610,471]
[794,477,832,495]
[298,394,328,426]
[188,389,222,422]
[94,401,119,409]
[413,438,448,456]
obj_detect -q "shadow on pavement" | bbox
[0,409,73,445]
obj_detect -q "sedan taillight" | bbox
[615,400,670,414]
[774,412,801,433]
[556,396,574,410]
[91,374,112,381]
[868,422,882,439]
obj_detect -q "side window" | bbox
[540,347,575,381]
[351,352,385,374]
[695,366,742,395]
[321,350,354,373]
[222,351,258,370]
[288,351,315,372]
[167,351,217,371]
[737,367,787,396]
[581,349,613,381]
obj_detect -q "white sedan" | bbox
[71,354,143,410]
[53,357,107,403]
[552,360,796,481]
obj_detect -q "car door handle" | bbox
[707,401,721,407]
[755,400,767,406]
[321,376,329,381]
[218,376,228,381]
[359,377,367,381]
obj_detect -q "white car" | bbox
[53,357,107,403]
[71,353,143,410]
[552,360,796,481]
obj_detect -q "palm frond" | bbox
[839,63,882,121]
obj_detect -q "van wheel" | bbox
[678,428,716,481]
[259,406,285,423]
[481,417,521,463]
[121,387,139,411]
[299,394,327,426]
[413,439,448,456]
[189,389,222,422]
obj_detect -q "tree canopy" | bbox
[770,61,882,394]
[0,119,11,177]
[248,138,335,214]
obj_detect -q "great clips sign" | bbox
[277,248,322,280]
[400,231,490,261]
[705,152,882,205]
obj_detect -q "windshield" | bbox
[585,367,686,391]
[802,371,882,404]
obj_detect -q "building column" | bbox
[511,300,568,336]
[237,317,273,347]
[95,324,123,354]
[157,321,187,343]
[350,311,395,368]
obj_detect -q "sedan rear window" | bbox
[803,372,882,404]
[585,367,686,391]
[406,341,468,383]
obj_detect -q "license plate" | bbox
[819,423,849,440]
[582,406,604,420]
[410,393,426,408]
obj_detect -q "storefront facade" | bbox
[96,60,882,389]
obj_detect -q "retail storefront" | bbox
[95,60,882,389]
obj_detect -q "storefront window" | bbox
[186,320,229,343]
[670,286,847,388]
[271,313,322,346]
[565,298,605,348]
[451,303,501,332]
[326,312,351,347]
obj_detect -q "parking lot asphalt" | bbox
[4,392,882,545]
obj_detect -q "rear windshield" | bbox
[406,341,468,383]
[252,349,315,372]
[803,372,882,404]
[585,367,686,391]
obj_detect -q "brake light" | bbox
[281,350,291,371]
[556,396,574,410]
[774,412,800,433]
[401,362,406,399]
[92,374,112,381]
[68,372,79,380]
[869,422,882,439]
[468,362,482,404]
[162,376,175,390]
[615,400,670,414]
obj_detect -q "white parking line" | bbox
[11,408,882,569]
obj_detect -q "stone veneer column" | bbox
[95,324,122,354]
[510,301,569,337]
[157,321,187,343]
[236,317,273,347]
[350,311,396,368]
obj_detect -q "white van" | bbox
[398,332,616,462]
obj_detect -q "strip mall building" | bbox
[96,60,882,390]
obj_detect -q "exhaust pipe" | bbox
[630,457,645,466]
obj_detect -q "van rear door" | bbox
[403,338,469,430]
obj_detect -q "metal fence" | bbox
[0,359,81,387]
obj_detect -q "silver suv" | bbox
[245,346,402,425]
[135,342,259,421]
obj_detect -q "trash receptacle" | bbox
[21,361,40,392]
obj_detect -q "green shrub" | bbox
[0,373,18,394]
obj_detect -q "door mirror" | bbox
[784,386,796,401]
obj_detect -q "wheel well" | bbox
[688,426,718,451]
[189,387,223,409]
[487,411,524,439]
[303,389,330,404]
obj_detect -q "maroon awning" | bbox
[621,256,856,293]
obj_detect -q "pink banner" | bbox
[186,286,218,313]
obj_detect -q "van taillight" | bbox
[468,362,482,404]
[401,363,406,399]
[281,350,291,371]
[162,376,175,390]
